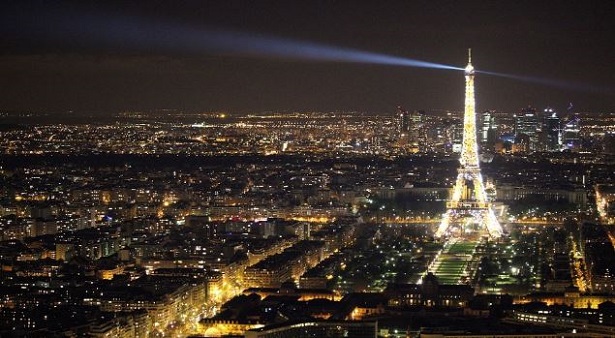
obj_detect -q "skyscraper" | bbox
[397,106,410,133]
[563,114,581,149]
[408,110,424,142]
[514,106,539,151]
[435,50,503,239]
[481,110,498,150]
[543,107,561,151]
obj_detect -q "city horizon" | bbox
[2,2,615,114]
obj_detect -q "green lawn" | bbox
[431,240,478,284]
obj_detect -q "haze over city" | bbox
[1,0,615,114]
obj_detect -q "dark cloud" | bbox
[1,0,614,114]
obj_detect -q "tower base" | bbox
[436,206,502,239]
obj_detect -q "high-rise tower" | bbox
[435,50,503,239]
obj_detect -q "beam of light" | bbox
[1,5,462,72]
[476,70,614,94]
[5,5,611,94]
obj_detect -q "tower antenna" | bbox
[468,48,472,64]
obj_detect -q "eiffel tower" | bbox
[435,50,503,239]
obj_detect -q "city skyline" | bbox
[1,1,615,115]
[1,3,614,333]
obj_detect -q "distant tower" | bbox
[435,50,503,239]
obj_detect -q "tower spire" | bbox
[468,48,472,64]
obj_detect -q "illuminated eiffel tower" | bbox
[435,50,503,239]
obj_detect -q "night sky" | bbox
[1,0,614,115]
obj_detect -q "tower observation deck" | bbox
[435,50,503,239]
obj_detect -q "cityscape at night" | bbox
[1,1,615,337]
